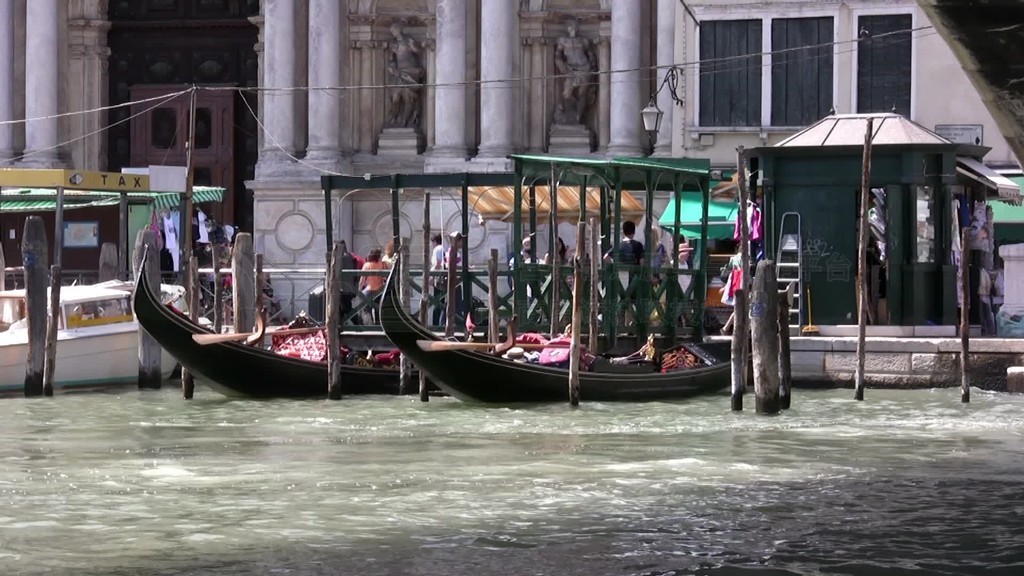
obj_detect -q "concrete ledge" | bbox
[825,352,911,373]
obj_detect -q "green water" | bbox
[1,387,1022,575]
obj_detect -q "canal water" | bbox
[1,388,1022,575]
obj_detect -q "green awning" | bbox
[992,176,1024,223]
[0,186,225,213]
[151,187,224,211]
[657,191,737,240]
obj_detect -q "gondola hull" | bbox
[132,265,416,398]
[380,261,731,403]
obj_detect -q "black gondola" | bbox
[380,259,732,403]
[132,262,425,399]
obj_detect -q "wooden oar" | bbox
[416,339,551,352]
[192,326,324,346]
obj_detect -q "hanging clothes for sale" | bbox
[733,200,763,241]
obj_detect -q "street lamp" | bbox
[641,66,685,151]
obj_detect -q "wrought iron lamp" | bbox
[640,66,685,151]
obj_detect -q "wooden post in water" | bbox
[212,244,224,333]
[731,147,752,411]
[181,256,198,399]
[22,216,47,397]
[588,217,599,353]
[750,260,780,414]
[960,227,971,403]
[419,192,431,402]
[854,117,874,402]
[778,283,794,409]
[232,233,256,334]
[254,252,265,348]
[444,232,461,338]
[98,242,118,282]
[326,242,344,400]
[568,220,586,406]
[550,241,561,337]
[133,229,162,389]
[399,243,412,393]
[43,264,61,397]
[488,248,499,343]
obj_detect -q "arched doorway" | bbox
[106,0,259,231]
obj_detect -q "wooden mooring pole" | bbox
[254,252,265,348]
[134,229,162,389]
[588,217,599,353]
[960,227,971,403]
[232,233,255,334]
[22,216,47,397]
[212,244,224,333]
[419,192,431,402]
[399,243,412,394]
[854,117,874,402]
[488,248,499,344]
[778,283,794,409]
[181,255,198,399]
[326,242,344,400]
[731,146,752,411]
[43,264,61,397]
[568,220,586,406]
[444,232,461,338]
[98,242,118,282]
[751,260,780,414]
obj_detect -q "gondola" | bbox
[379,259,732,403]
[132,261,428,399]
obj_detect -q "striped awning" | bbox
[0,186,225,213]
[467,185,645,222]
[151,187,225,211]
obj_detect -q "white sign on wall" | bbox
[935,124,984,146]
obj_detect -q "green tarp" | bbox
[991,176,1024,223]
[657,191,737,240]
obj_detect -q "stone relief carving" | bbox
[384,22,425,129]
[553,17,597,126]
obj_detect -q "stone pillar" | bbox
[256,0,299,177]
[997,243,1024,337]
[432,0,467,158]
[248,13,266,152]
[607,0,643,156]
[654,0,674,156]
[477,0,517,159]
[306,0,343,168]
[597,30,611,152]
[67,1,110,170]
[0,0,14,162]
[23,0,62,167]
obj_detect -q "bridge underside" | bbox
[919,0,1024,167]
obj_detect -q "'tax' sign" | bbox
[0,169,151,192]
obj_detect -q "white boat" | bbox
[0,283,183,394]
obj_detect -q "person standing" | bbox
[430,234,445,325]
[604,221,644,328]
[337,241,358,325]
[359,248,388,324]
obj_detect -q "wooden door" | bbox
[129,86,236,224]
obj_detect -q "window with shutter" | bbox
[699,20,763,127]
[771,17,834,127]
[857,14,913,116]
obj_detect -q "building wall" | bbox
[675,0,1017,169]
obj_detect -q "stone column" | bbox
[477,0,517,159]
[306,0,343,167]
[607,0,642,156]
[432,0,467,158]
[248,13,265,152]
[256,0,298,178]
[67,1,111,170]
[0,0,14,162]
[597,30,611,152]
[23,0,61,167]
[654,0,675,156]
